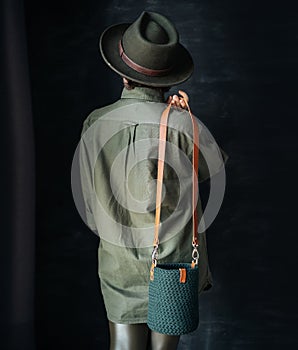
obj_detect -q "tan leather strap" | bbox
[153,103,172,247]
[118,40,173,77]
[150,92,199,280]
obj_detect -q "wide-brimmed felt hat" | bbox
[99,11,194,87]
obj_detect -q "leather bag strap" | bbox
[150,92,200,280]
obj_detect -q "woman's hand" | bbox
[166,90,189,110]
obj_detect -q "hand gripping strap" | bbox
[150,92,200,280]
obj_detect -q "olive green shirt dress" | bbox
[80,86,229,324]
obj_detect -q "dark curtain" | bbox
[0,0,35,349]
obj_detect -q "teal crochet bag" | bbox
[148,263,199,335]
[147,94,200,335]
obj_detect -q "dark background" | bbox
[1,0,298,349]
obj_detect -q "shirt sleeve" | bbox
[78,115,98,232]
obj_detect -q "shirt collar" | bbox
[121,86,165,102]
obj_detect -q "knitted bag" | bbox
[148,263,199,335]
[147,92,200,335]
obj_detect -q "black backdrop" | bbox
[1,0,298,349]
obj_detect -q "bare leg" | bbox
[108,321,149,350]
[149,331,180,350]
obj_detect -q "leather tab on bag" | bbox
[179,268,187,283]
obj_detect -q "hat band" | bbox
[118,40,172,77]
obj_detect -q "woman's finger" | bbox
[167,94,188,110]
[180,99,186,108]
[178,90,189,103]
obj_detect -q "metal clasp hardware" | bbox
[192,243,199,266]
[150,244,159,281]
[151,244,159,267]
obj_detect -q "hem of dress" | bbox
[107,312,148,325]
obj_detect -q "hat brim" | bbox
[99,23,194,87]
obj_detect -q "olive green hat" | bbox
[99,11,194,87]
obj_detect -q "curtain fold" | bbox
[0,0,35,349]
